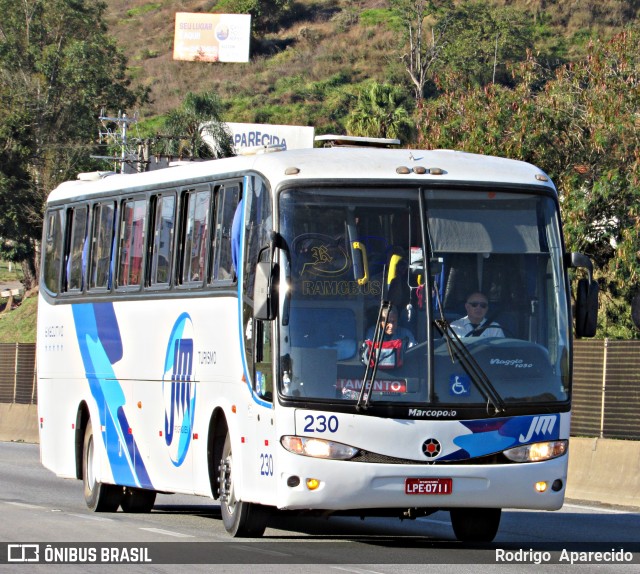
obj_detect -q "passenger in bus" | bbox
[362,307,417,369]
[365,306,417,345]
[449,292,504,338]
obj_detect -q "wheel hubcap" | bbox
[219,455,236,515]
[87,436,96,491]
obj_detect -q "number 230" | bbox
[303,414,339,433]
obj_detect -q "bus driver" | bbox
[450,292,504,338]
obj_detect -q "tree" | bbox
[0,0,140,289]
[213,0,293,35]
[417,27,640,337]
[389,0,452,103]
[158,91,234,159]
[438,2,537,89]
[346,82,414,142]
[390,0,542,100]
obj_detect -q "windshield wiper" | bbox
[357,300,391,411]
[423,223,505,414]
[434,318,506,416]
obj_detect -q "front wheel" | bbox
[218,433,268,537]
[82,420,123,512]
[450,508,501,542]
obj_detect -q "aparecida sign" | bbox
[202,123,315,154]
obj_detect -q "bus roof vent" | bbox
[238,143,287,156]
[315,135,401,148]
[77,171,117,181]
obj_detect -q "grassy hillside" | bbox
[104,0,638,132]
[0,0,637,343]
[0,261,34,343]
[0,296,37,343]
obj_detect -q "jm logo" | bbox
[519,415,557,443]
[162,312,197,467]
[165,338,194,447]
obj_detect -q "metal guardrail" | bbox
[1,341,639,439]
[572,340,640,440]
[0,343,37,404]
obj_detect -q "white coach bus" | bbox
[37,139,598,541]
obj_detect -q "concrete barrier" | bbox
[0,403,39,444]
[0,404,638,509]
[566,437,640,509]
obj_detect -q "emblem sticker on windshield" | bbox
[449,374,471,396]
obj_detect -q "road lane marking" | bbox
[3,501,46,510]
[563,502,636,515]
[68,513,113,521]
[139,527,194,538]
[331,567,386,574]
[417,517,451,526]
[235,544,291,557]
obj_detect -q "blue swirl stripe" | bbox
[440,414,561,461]
[72,303,153,489]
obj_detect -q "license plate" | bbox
[405,477,452,495]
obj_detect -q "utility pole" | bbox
[92,110,139,173]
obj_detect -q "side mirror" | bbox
[575,277,599,338]
[253,261,279,321]
[567,252,598,338]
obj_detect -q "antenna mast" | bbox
[92,109,139,173]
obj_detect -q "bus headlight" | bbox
[281,436,359,460]
[503,440,568,463]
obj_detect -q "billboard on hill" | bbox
[173,13,251,63]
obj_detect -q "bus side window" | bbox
[43,209,65,294]
[148,193,176,286]
[211,183,240,282]
[179,188,211,285]
[64,205,89,292]
[89,202,116,290]
[118,197,147,288]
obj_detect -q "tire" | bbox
[218,433,268,537]
[82,420,123,512]
[120,487,157,513]
[450,508,501,542]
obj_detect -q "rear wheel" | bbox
[82,420,123,512]
[120,487,157,513]
[218,433,268,537]
[450,508,501,542]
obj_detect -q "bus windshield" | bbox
[277,186,570,412]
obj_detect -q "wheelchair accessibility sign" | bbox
[449,374,471,396]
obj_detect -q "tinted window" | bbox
[65,206,89,292]
[180,188,210,284]
[149,194,175,286]
[89,202,116,290]
[118,198,147,288]
[211,183,240,282]
[43,209,64,294]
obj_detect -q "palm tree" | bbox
[159,91,234,159]
[346,82,414,142]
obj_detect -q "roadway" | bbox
[0,442,638,573]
